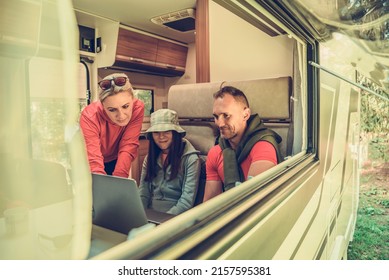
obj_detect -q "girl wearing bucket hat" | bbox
[80,73,144,178]
[139,109,201,215]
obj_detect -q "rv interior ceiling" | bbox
[72,0,197,44]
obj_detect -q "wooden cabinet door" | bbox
[156,40,188,69]
[116,28,158,63]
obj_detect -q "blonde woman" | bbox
[80,73,144,178]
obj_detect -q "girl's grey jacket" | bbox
[139,139,201,215]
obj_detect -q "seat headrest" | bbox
[168,77,292,120]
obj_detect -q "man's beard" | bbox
[220,127,238,141]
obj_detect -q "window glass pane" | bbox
[134,89,154,117]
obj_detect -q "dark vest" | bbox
[219,114,282,191]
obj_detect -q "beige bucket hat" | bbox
[146,109,186,136]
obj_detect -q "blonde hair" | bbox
[98,73,134,102]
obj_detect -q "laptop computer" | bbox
[91,173,148,235]
[145,208,175,224]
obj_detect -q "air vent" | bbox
[151,8,195,32]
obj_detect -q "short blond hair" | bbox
[98,73,134,102]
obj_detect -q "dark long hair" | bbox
[144,131,185,182]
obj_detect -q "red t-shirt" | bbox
[206,141,277,182]
[79,99,144,178]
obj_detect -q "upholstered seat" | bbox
[167,76,293,204]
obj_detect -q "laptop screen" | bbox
[91,173,148,235]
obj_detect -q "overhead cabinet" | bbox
[113,28,188,77]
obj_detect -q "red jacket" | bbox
[80,99,144,178]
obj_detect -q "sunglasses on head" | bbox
[98,76,128,90]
